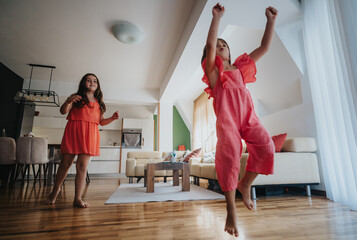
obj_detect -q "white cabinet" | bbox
[142,119,154,150]
[67,148,121,174]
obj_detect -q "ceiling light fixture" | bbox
[13,64,60,107]
[112,21,144,44]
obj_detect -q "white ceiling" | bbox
[0,0,197,106]
[0,0,302,110]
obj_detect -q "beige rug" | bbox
[105,182,225,204]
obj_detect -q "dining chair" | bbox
[0,137,16,187]
[15,137,49,186]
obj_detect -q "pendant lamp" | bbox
[13,64,60,107]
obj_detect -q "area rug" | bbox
[105,182,225,204]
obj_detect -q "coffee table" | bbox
[144,162,190,193]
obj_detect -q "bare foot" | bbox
[224,210,239,237]
[237,182,254,210]
[73,199,90,208]
[47,188,60,205]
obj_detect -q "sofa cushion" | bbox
[200,164,217,180]
[239,152,320,185]
[190,163,202,176]
[272,133,287,152]
[127,151,161,159]
[136,158,163,164]
[252,152,320,185]
[282,138,316,152]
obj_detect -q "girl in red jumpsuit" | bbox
[202,3,278,237]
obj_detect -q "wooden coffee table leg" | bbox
[146,164,155,193]
[144,169,147,187]
[173,170,179,186]
[182,163,190,191]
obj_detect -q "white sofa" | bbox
[190,137,320,198]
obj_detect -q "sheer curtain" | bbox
[302,0,357,210]
[193,92,217,153]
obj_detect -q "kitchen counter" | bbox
[100,146,121,149]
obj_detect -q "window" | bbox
[193,92,217,153]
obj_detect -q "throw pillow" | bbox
[164,154,171,162]
[244,133,288,153]
[202,151,215,163]
[183,148,201,162]
[272,133,288,152]
[164,151,175,162]
[183,150,191,159]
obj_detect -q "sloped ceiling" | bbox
[0,0,198,106]
[0,0,303,115]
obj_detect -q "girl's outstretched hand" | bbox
[111,111,119,120]
[67,94,82,104]
[266,6,278,21]
[212,3,225,18]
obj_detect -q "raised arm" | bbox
[100,111,119,126]
[205,3,225,88]
[60,94,82,115]
[249,6,278,62]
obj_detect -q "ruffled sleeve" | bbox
[233,53,257,84]
[201,56,226,98]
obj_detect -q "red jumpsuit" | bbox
[202,53,275,192]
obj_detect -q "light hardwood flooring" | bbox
[0,177,356,240]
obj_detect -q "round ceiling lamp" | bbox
[113,21,144,44]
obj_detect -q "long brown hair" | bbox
[74,73,106,113]
[201,38,231,64]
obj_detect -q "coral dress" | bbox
[61,101,101,156]
[202,53,275,192]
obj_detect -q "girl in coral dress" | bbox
[202,3,278,237]
[48,73,119,208]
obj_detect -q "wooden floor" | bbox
[0,178,357,240]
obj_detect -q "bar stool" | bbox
[0,137,16,187]
[15,137,49,185]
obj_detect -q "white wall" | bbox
[159,101,173,152]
